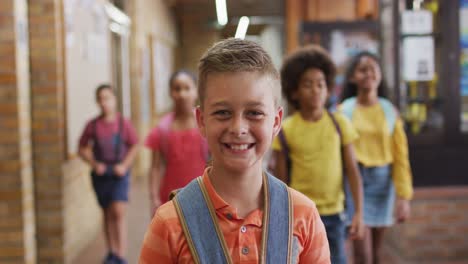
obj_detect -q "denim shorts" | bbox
[321,213,347,264]
[91,165,130,209]
[344,164,395,227]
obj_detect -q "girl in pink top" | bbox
[145,70,208,215]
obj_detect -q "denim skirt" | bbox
[345,164,395,227]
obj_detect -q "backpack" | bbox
[340,97,397,134]
[171,173,297,264]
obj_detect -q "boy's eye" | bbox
[213,110,231,118]
[246,110,265,118]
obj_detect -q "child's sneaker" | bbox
[114,255,127,264]
[103,252,114,264]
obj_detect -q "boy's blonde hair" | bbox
[198,38,281,107]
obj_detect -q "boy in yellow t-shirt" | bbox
[272,45,364,264]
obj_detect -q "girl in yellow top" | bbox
[340,51,413,264]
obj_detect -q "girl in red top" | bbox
[145,70,208,215]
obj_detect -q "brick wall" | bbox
[29,0,66,262]
[0,0,36,263]
[384,187,468,263]
[29,0,103,263]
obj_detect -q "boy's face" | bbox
[196,71,283,173]
[293,68,328,111]
[97,88,117,115]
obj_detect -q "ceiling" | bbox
[169,0,284,20]
[169,0,284,36]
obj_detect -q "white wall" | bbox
[259,25,284,71]
[65,0,112,156]
[130,0,179,178]
[135,0,178,115]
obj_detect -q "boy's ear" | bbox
[195,106,207,138]
[273,106,283,136]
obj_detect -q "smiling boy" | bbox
[139,38,330,264]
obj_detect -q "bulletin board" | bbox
[460,0,468,132]
[301,21,380,103]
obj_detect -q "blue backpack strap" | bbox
[378,98,397,134]
[173,177,231,264]
[342,97,397,134]
[174,173,293,264]
[340,97,357,120]
[263,172,294,263]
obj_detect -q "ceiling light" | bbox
[235,16,250,39]
[216,0,228,26]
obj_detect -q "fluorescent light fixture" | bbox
[216,0,228,26]
[235,16,249,39]
[105,3,131,26]
[109,22,124,34]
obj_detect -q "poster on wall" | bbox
[460,0,468,96]
[301,21,380,107]
[460,0,468,131]
[402,36,435,81]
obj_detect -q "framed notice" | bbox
[402,36,435,81]
[401,10,433,35]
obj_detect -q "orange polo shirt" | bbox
[139,169,330,264]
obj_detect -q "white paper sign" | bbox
[402,10,433,34]
[403,36,435,81]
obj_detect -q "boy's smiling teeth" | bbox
[225,143,253,150]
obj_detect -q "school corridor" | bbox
[1,0,468,263]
